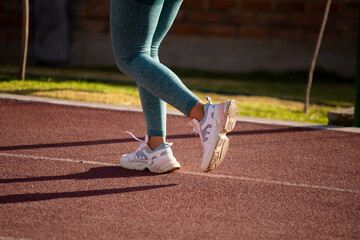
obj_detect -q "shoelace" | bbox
[189,96,212,146]
[126,131,147,155]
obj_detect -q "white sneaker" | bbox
[120,131,180,173]
[189,97,238,172]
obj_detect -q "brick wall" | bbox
[67,0,359,42]
[172,0,359,42]
[70,0,111,35]
[0,0,23,44]
[0,0,359,75]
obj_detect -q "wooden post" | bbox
[18,0,29,81]
[304,0,332,113]
[354,13,360,127]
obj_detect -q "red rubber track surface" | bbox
[0,99,359,239]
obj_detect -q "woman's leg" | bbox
[111,0,238,173]
[139,0,192,149]
[137,86,167,149]
[110,0,200,121]
[138,0,184,136]
[139,0,198,149]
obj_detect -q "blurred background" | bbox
[0,0,359,125]
[0,0,358,77]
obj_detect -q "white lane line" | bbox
[180,171,360,194]
[0,237,31,240]
[1,152,359,194]
[0,152,117,166]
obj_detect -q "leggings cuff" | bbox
[147,129,166,137]
[184,98,200,118]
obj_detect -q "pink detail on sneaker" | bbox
[220,103,226,127]
[152,159,173,173]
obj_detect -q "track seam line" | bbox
[1,152,359,194]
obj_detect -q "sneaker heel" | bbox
[224,100,238,132]
[205,135,229,172]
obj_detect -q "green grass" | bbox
[0,68,355,125]
[175,69,355,107]
[0,74,141,106]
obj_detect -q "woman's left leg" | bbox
[138,0,190,149]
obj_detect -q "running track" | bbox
[0,95,359,239]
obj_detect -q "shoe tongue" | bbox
[188,118,200,127]
[152,142,172,151]
[144,135,149,143]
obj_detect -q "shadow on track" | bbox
[0,184,177,204]
[0,138,136,151]
[0,127,318,151]
[0,166,158,184]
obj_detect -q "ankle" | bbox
[148,136,166,150]
[189,101,205,122]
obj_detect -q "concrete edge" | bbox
[1,93,360,134]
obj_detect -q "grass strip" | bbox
[0,73,348,124]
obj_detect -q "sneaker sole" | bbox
[157,165,181,174]
[121,160,180,174]
[203,100,238,172]
[148,155,181,174]
[152,161,181,174]
[120,158,148,171]
[121,157,181,174]
[224,100,238,133]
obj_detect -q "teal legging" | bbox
[110,0,200,137]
